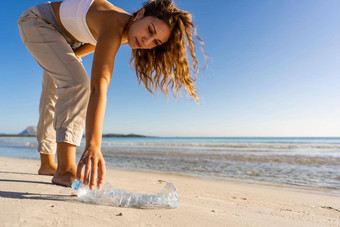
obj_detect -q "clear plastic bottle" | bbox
[71,180,179,209]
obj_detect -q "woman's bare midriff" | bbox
[51,1,83,43]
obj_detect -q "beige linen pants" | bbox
[17,6,90,154]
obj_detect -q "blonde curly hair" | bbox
[130,0,207,103]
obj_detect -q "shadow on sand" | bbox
[0,178,79,203]
[0,179,51,185]
[0,171,38,176]
[0,190,77,202]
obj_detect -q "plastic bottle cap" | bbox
[71,179,82,190]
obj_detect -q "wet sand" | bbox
[0,156,339,226]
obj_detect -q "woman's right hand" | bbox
[76,146,106,190]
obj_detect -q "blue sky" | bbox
[1,0,340,137]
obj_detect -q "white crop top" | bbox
[59,0,97,45]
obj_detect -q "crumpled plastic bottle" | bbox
[71,179,179,209]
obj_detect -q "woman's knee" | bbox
[72,71,90,93]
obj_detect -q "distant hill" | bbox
[102,133,148,138]
[19,126,37,136]
[0,126,150,138]
[0,126,37,137]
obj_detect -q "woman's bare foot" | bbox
[51,142,78,187]
[39,153,57,175]
[52,168,77,187]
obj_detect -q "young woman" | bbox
[17,0,206,190]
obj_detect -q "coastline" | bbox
[1,135,339,197]
[1,156,339,226]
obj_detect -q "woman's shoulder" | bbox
[87,0,131,37]
[90,0,129,15]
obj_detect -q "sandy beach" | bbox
[0,156,339,227]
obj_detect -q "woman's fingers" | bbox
[76,159,84,180]
[90,157,98,190]
[84,159,91,185]
[76,150,106,190]
[97,159,106,189]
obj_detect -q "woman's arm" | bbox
[76,29,121,190]
[74,43,96,59]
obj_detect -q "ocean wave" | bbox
[101,141,340,150]
[2,139,340,152]
[0,140,38,149]
[101,150,340,166]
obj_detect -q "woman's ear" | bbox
[135,8,145,21]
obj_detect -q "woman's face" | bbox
[128,14,171,50]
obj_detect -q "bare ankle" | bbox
[40,153,57,166]
[56,165,77,174]
[39,153,57,175]
[55,142,77,174]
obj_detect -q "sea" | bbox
[1,136,339,194]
